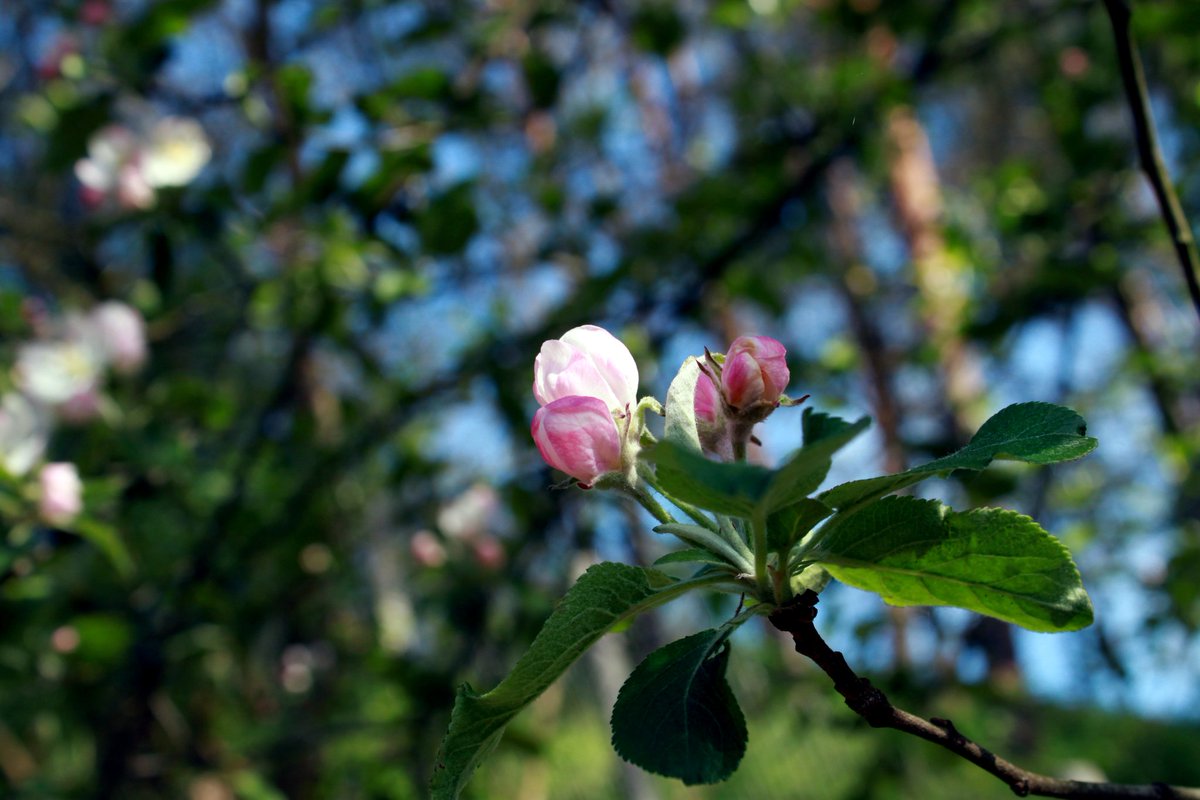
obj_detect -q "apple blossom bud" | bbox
[531,395,623,487]
[721,335,789,411]
[91,301,147,374]
[38,462,83,527]
[533,325,639,412]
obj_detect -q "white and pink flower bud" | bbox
[533,325,639,412]
[90,301,147,374]
[38,462,83,527]
[531,395,623,487]
[721,335,789,411]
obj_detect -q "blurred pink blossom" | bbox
[90,301,147,374]
[472,535,506,571]
[38,462,83,526]
[410,530,447,568]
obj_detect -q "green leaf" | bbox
[663,356,704,451]
[651,440,772,517]
[790,564,832,595]
[72,518,134,578]
[800,496,1093,632]
[611,628,747,785]
[801,408,860,446]
[820,402,1097,511]
[430,563,725,799]
[766,498,833,553]
[653,548,732,567]
[654,523,753,573]
[759,411,869,512]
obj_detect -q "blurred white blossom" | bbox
[0,393,50,476]
[15,339,104,407]
[141,117,211,188]
[75,116,210,210]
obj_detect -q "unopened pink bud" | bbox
[38,462,83,527]
[721,336,789,410]
[533,325,639,412]
[531,395,622,486]
[694,371,720,426]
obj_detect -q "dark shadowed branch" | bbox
[768,593,1200,800]
[1102,0,1200,323]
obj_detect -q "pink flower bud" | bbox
[531,395,622,486]
[694,371,721,426]
[38,462,83,527]
[533,325,639,412]
[91,301,147,373]
[721,335,789,410]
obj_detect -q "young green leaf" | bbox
[653,548,734,567]
[655,523,754,573]
[820,402,1097,511]
[758,411,869,512]
[651,440,772,517]
[766,498,833,554]
[799,496,1093,632]
[611,627,747,785]
[430,562,727,799]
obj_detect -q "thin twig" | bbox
[768,592,1200,800]
[1102,0,1200,323]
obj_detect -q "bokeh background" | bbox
[1,0,1199,798]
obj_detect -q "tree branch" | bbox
[768,592,1200,800]
[1102,0,1200,324]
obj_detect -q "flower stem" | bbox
[627,482,674,525]
[750,513,771,599]
[637,464,721,533]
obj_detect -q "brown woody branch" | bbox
[768,593,1200,800]
[1102,0,1200,324]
